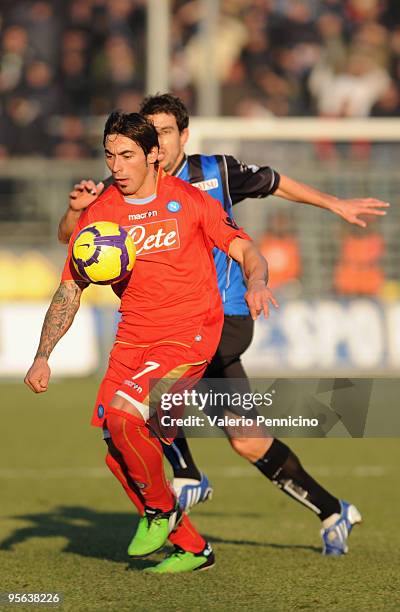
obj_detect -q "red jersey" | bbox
[62,173,250,361]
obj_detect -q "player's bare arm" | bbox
[24,280,86,393]
[275,174,390,228]
[58,179,104,243]
[229,238,279,320]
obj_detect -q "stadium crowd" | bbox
[0,0,400,157]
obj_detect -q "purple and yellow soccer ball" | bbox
[72,221,136,285]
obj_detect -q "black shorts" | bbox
[198,315,258,420]
[205,315,254,379]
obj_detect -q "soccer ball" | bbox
[72,221,135,284]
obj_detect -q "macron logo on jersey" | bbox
[128,210,158,221]
[192,178,219,191]
[125,219,180,256]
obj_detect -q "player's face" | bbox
[146,112,188,175]
[104,134,158,197]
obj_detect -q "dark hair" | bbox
[103,111,159,155]
[139,93,189,133]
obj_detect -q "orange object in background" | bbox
[260,234,301,289]
[259,212,301,289]
[334,232,385,295]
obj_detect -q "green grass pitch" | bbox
[1,379,399,611]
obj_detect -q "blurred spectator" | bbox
[185,12,248,87]
[23,60,56,115]
[90,34,143,114]
[315,12,347,74]
[51,116,93,159]
[3,96,50,155]
[0,0,399,156]
[68,0,93,28]
[259,212,302,290]
[309,52,390,118]
[346,0,382,24]
[333,226,385,296]
[371,80,400,116]
[2,59,56,155]
[221,60,250,115]
[23,2,59,68]
[0,25,32,94]
[57,29,91,115]
[388,26,400,82]
[58,50,90,115]
[114,89,142,114]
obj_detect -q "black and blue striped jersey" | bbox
[173,154,279,315]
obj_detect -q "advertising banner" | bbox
[0,304,99,377]
[243,299,400,374]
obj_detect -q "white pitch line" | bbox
[0,465,391,479]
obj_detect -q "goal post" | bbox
[186,116,400,375]
[188,117,400,152]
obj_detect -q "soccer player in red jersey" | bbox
[56,96,387,556]
[24,112,277,573]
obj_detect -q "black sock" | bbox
[254,439,341,521]
[162,429,202,481]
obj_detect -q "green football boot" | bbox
[145,543,215,574]
[128,502,182,558]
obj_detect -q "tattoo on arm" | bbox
[35,281,85,359]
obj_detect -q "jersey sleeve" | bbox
[197,190,251,253]
[224,155,280,205]
[61,207,94,282]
